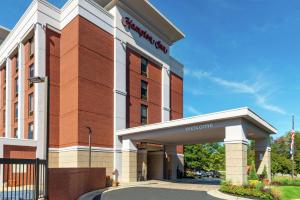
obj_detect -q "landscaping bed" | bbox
[220,181,279,200]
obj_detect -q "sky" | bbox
[1,0,299,138]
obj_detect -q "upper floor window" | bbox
[3,109,5,126]
[28,122,34,139]
[29,64,34,87]
[29,93,34,116]
[141,104,148,125]
[15,77,18,97]
[3,69,6,84]
[141,81,148,101]
[3,87,6,105]
[14,128,18,138]
[16,55,19,72]
[141,57,148,77]
[14,102,18,122]
[29,37,34,57]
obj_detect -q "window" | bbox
[3,69,6,83]
[29,37,34,57]
[14,128,18,138]
[3,87,6,105]
[3,109,5,126]
[28,122,34,139]
[14,102,18,122]
[15,77,18,97]
[141,81,148,101]
[141,104,148,125]
[29,93,34,116]
[29,64,34,87]
[141,57,148,77]
[16,55,19,72]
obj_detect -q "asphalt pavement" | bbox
[101,187,222,200]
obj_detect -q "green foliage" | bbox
[220,182,278,200]
[271,131,300,175]
[272,176,300,186]
[184,143,225,171]
[261,165,268,180]
[249,161,258,180]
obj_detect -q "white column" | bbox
[113,37,127,181]
[34,23,47,159]
[5,58,12,138]
[162,65,170,122]
[17,43,25,139]
[224,120,248,185]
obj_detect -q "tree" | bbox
[184,143,225,171]
[249,161,258,180]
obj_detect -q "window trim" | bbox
[141,104,148,125]
[29,64,34,87]
[141,56,148,77]
[141,80,148,101]
[28,122,34,139]
[28,93,34,116]
[14,102,18,122]
[29,37,35,58]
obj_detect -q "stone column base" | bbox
[122,151,137,183]
[225,142,248,185]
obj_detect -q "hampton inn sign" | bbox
[122,17,169,54]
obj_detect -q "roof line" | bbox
[0,25,11,32]
[145,0,185,39]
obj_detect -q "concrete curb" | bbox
[207,190,256,200]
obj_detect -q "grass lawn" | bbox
[273,186,300,200]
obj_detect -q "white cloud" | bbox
[186,105,201,116]
[187,69,286,115]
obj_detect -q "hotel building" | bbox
[0,0,276,185]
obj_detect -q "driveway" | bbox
[101,187,221,200]
[100,179,221,200]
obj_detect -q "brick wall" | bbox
[48,168,106,200]
[59,16,114,148]
[126,48,162,128]
[46,28,61,148]
[170,72,184,154]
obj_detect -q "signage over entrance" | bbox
[122,17,169,54]
[185,123,214,132]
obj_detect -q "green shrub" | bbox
[249,161,258,180]
[220,181,278,200]
[261,165,268,180]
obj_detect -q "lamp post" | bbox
[86,127,92,168]
[29,76,49,198]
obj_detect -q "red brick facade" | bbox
[126,48,162,128]
[59,16,114,148]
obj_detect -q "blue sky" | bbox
[1,0,299,137]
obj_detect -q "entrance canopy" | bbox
[117,108,277,145]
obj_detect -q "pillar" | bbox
[34,23,47,159]
[165,145,177,180]
[162,65,170,122]
[255,138,271,181]
[17,43,25,139]
[113,34,127,181]
[224,120,248,185]
[137,149,147,181]
[5,58,11,138]
[122,139,137,183]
